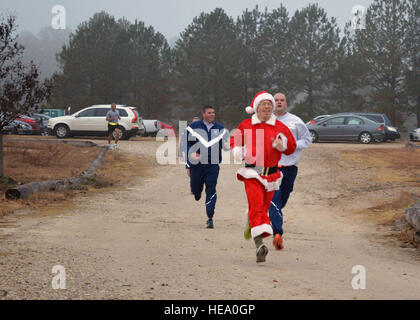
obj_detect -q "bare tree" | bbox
[0,15,51,177]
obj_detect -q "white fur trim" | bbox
[237,167,283,192]
[247,92,276,115]
[273,133,287,152]
[266,114,277,126]
[251,223,273,239]
[253,93,275,113]
[251,114,277,126]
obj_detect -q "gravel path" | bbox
[0,139,419,299]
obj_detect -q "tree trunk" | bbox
[308,86,313,117]
[417,95,420,128]
[0,133,3,177]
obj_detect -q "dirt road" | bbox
[0,139,419,299]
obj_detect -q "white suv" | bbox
[47,104,145,140]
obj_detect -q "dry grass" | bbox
[340,147,420,246]
[2,141,99,183]
[361,192,415,224]
[341,147,420,184]
[0,141,149,218]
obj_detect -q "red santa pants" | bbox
[244,178,275,239]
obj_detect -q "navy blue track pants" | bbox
[190,164,219,219]
[268,165,298,236]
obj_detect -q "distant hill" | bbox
[17,27,71,80]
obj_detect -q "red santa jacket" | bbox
[230,113,297,191]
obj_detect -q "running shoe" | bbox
[206,219,214,229]
[256,244,268,263]
[273,233,284,250]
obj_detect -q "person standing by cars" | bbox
[268,93,312,250]
[106,103,121,150]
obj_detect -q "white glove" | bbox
[233,146,245,162]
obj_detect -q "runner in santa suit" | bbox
[230,92,296,263]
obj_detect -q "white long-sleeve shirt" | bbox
[276,112,312,166]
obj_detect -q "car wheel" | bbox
[359,132,372,144]
[55,124,70,138]
[113,126,129,140]
[310,130,318,143]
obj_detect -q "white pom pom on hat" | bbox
[245,106,254,114]
[245,91,276,114]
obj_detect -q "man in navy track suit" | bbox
[186,106,230,229]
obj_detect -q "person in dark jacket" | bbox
[186,106,230,229]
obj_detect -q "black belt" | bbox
[245,163,278,176]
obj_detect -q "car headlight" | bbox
[387,126,397,132]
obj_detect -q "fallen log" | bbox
[5,146,108,200]
[405,142,420,149]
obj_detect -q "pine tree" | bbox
[287,4,340,119]
[260,5,292,97]
[405,0,420,127]
[348,0,410,125]
[173,8,241,122]
[236,6,270,105]
[50,12,171,117]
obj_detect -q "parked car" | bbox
[47,104,145,140]
[159,122,176,137]
[15,115,41,135]
[141,119,161,136]
[336,112,400,142]
[30,113,51,135]
[307,114,385,144]
[3,120,33,135]
[306,115,331,126]
[409,128,420,141]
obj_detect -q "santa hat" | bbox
[245,91,276,114]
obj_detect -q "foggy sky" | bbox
[1,0,374,39]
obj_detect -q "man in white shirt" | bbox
[269,93,312,250]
